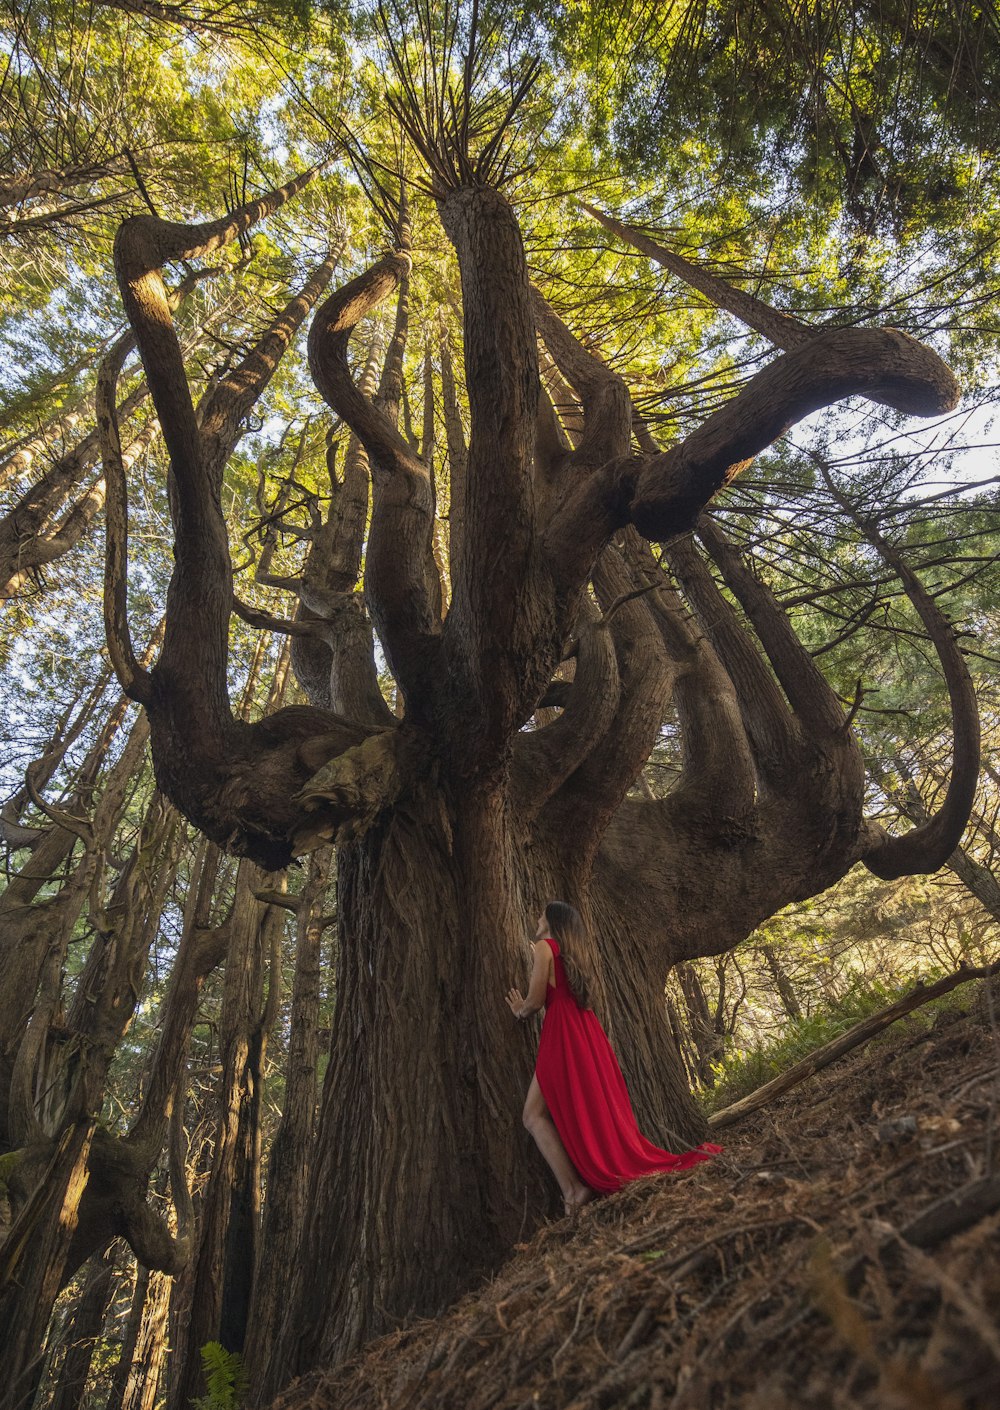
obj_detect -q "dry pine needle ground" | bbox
[271,986,1000,1410]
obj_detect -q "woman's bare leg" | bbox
[522,1075,596,1211]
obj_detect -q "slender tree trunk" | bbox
[672,962,724,1087]
[0,1120,96,1410]
[128,1270,172,1410]
[760,943,803,1020]
[245,848,331,1383]
[169,864,285,1410]
[45,1244,118,1410]
[0,710,151,1149]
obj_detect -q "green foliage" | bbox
[0,1148,23,1196]
[191,1344,250,1410]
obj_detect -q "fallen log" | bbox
[708,958,1000,1131]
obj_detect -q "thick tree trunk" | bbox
[265,774,706,1392]
[265,781,536,1390]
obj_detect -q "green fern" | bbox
[191,1343,249,1410]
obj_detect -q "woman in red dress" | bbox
[506,901,720,1214]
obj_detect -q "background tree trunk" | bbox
[245,848,331,1386]
[46,1244,118,1410]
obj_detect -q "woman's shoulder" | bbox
[536,936,560,957]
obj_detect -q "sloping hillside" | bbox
[272,988,1000,1410]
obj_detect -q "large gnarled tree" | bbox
[93,15,977,1394]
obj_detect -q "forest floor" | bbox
[273,986,1000,1410]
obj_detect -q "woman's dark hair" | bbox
[545,901,598,1010]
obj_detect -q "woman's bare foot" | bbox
[564,1184,597,1217]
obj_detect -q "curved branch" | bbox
[542,544,674,858]
[109,234,360,864]
[24,769,95,847]
[543,325,959,590]
[629,327,959,542]
[98,335,154,705]
[115,165,320,276]
[624,533,757,828]
[232,595,324,638]
[664,533,803,787]
[697,516,851,742]
[307,252,421,480]
[200,248,341,485]
[810,468,981,878]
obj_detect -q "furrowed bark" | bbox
[105,1255,171,1410]
[628,328,959,540]
[439,186,558,771]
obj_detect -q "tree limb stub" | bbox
[292,728,419,851]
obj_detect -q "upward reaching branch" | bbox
[581,202,811,350]
[307,243,442,709]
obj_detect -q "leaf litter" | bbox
[270,982,1000,1410]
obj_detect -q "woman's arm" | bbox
[506,941,551,1019]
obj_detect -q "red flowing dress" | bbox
[535,937,721,1193]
